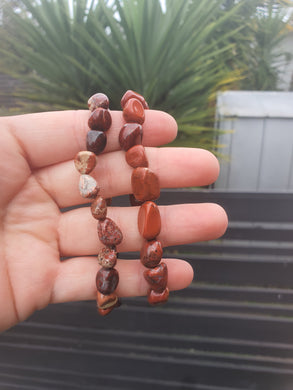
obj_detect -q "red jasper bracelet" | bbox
[74,90,168,316]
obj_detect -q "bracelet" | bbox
[74,90,168,316]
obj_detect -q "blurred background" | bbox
[1,1,293,389]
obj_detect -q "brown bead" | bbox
[121,90,149,109]
[98,217,123,246]
[123,98,145,124]
[96,267,119,295]
[126,145,148,168]
[131,167,160,202]
[88,93,109,111]
[74,151,96,174]
[86,130,107,155]
[138,201,161,240]
[97,297,121,316]
[119,123,143,151]
[97,246,117,268]
[79,174,99,198]
[140,240,163,268]
[148,287,169,305]
[91,196,107,220]
[129,194,144,206]
[88,108,112,131]
[105,198,112,206]
[144,262,168,292]
[96,291,118,309]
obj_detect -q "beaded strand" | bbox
[120,90,169,306]
[74,90,168,317]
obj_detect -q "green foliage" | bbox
[0,0,292,149]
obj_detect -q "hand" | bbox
[0,109,227,331]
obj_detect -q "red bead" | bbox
[96,268,119,295]
[123,98,145,124]
[87,130,107,155]
[74,151,96,174]
[129,194,144,206]
[148,287,169,305]
[126,145,148,168]
[138,201,161,240]
[88,108,112,131]
[121,90,149,109]
[140,240,163,268]
[88,93,109,111]
[91,196,107,220]
[144,262,168,292]
[132,168,160,202]
[119,123,143,151]
[79,174,99,198]
[98,246,117,268]
[106,198,112,206]
[96,291,118,309]
[98,217,123,246]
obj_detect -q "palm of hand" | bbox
[0,110,227,332]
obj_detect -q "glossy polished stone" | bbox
[88,93,109,111]
[148,287,169,305]
[91,196,107,220]
[126,145,148,168]
[131,167,160,202]
[97,297,121,316]
[74,151,96,174]
[121,90,149,109]
[138,201,161,240]
[96,268,119,295]
[79,174,99,198]
[96,291,118,309]
[123,98,145,124]
[86,130,107,155]
[97,246,117,268]
[119,123,143,151]
[144,262,167,292]
[88,107,112,131]
[140,239,163,268]
[98,217,123,246]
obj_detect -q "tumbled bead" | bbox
[97,297,121,316]
[121,90,149,109]
[79,174,99,198]
[88,93,109,111]
[86,130,107,155]
[88,108,112,131]
[132,167,160,202]
[140,240,163,268]
[148,287,169,305]
[98,217,123,246]
[74,151,96,174]
[126,145,148,168]
[138,201,161,240]
[129,194,144,206]
[98,246,117,268]
[91,196,107,220]
[123,98,145,124]
[119,123,143,151]
[96,268,119,295]
[144,262,168,293]
[96,290,118,309]
[106,198,112,206]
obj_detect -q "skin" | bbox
[0,109,228,331]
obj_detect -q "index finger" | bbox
[3,109,177,169]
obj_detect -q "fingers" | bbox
[35,147,219,208]
[58,203,228,257]
[51,257,194,304]
[4,110,177,169]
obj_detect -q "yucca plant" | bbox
[0,0,285,149]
